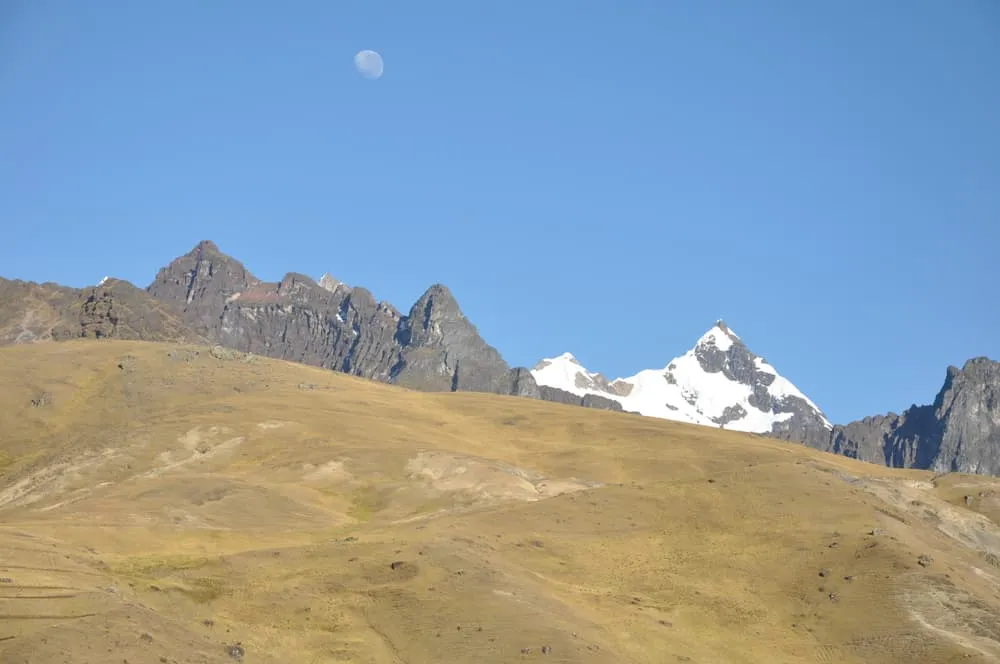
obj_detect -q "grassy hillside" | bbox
[1,340,999,663]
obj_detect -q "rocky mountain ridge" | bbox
[145,240,540,397]
[1,240,997,477]
[803,357,1000,477]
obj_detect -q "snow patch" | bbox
[697,325,735,352]
[531,353,601,398]
[318,273,342,293]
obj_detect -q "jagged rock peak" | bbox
[147,240,259,329]
[194,239,220,254]
[957,356,999,376]
[317,273,344,293]
[410,283,465,322]
[419,283,457,302]
[821,355,999,476]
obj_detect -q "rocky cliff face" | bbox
[537,385,625,412]
[933,359,1000,474]
[144,241,539,398]
[791,358,1000,476]
[220,272,403,381]
[147,241,259,332]
[0,277,207,345]
[391,284,539,396]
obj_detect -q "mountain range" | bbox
[2,240,997,476]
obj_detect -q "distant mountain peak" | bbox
[531,321,831,435]
[550,351,579,364]
[147,239,259,319]
[195,239,220,254]
[421,283,456,301]
[411,284,463,323]
[696,321,742,352]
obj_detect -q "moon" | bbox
[354,50,384,79]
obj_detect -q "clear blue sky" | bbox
[2,0,998,424]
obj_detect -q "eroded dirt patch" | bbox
[142,427,245,478]
[404,451,601,503]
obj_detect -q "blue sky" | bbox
[1,0,997,424]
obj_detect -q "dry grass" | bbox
[1,340,1000,663]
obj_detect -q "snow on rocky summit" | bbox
[531,321,832,435]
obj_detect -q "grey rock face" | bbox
[582,393,624,411]
[537,386,582,407]
[217,276,402,380]
[504,367,542,399]
[391,284,519,394]
[538,386,624,412]
[817,409,939,469]
[317,273,343,293]
[143,241,536,398]
[770,396,843,450]
[792,358,1000,476]
[0,277,207,345]
[716,404,748,426]
[148,240,259,335]
[932,358,1000,474]
[71,280,211,343]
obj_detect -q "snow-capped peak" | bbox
[696,320,740,351]
[531,321,832,435]
[532,352,613,397]
[98,276,111,286]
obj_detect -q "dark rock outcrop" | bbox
[506,367,543,399]
[790,358,1000,476]
[0,277,206,345]
[70,279,211,342]
[582,393,625,412]
[538,386,624,412]
[933,359,1000,474]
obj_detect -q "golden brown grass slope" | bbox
[2,340,1000,664]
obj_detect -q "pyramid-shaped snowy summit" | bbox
[531,321,830,434]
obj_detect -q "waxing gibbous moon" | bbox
[354,50,384,79]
